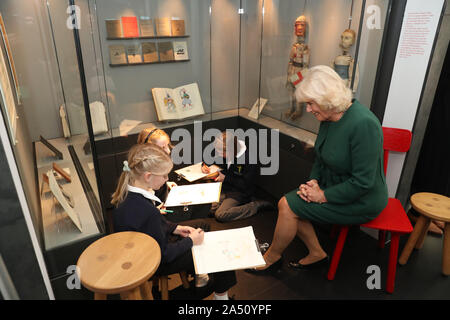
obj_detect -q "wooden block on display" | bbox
[52,162,72,183]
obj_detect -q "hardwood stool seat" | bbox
[399,192,450,275]
[77,231,161,299]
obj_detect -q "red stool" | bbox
[327,127,414,293]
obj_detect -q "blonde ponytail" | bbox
[111,144,173,207]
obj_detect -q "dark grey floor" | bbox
[166,205,450,300]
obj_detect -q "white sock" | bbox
[195,274,209,287]
[214,292,229,300]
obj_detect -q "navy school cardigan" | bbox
[113,192,193,264]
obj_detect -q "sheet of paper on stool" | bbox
[164,182,222,207]
[47,170,82,232]
[191,226,266,274]
[175,162,222,182]
[88,162,94,170]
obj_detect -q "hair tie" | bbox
[123,160,131,172]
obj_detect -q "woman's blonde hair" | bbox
[137,127,173,149]
[111,143,173,207]
[295,65,352,112]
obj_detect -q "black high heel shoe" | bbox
[288,256,329,270]
[245,258,283,275]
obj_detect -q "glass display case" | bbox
[0,0,390,297]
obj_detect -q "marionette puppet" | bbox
[285,15,310,121]
[332,29,359,93]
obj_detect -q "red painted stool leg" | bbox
[327,226,349,281]
[330,225,339,239]
[378,230,386,249]
[386,232,400,294]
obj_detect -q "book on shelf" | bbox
[109,45,127,65]
[142,42,159,63]
[121,16,139,37]
[173,41,189,61]
[126,44,142,64]
[139,16,155,37]
[155,17,172,36]
[105,19,122,38]
[171,19,185,36]
[151,82,205,121]
[158,41,174,62]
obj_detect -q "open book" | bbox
[164,182,222,207]
[151,82,205,121]
[175,162,221,182]
[192,226,266,274]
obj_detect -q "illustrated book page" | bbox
[164,182,222,207]
[151,82,205,121]
[192,226,266,274]
[175,162,221,182]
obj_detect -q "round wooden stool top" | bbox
[77,232,161,295]
[410,193,450,222]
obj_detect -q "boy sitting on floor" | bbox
[202,131,273,222]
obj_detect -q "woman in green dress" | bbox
[248,65,388,273]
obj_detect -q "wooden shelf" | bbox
[107,35,189,40]
[110,59,190,67]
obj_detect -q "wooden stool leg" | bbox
[160,275,169,300]
[140,281,153,300]
[415,218,431,249]
[399,216,430,265]
[179,271,190,289]
[127,286,142,300]
[386,232,400,294]
[94,292,107,300]
[443,223,450,276]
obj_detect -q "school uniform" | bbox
[209,140,262,222]
[113,186,236,293]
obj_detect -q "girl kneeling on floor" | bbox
[111,143,236,300]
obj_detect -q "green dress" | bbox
[285,100,388,225]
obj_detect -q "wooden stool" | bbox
[399,193,450,275]
[77,231,161,299]
[152,271,190,300]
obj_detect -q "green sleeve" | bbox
[309,157,322,182]
[323,118,383,204]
